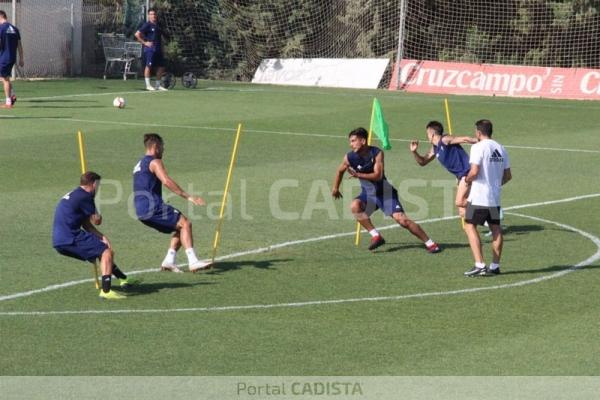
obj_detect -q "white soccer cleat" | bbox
[160,263,183,273]
[146,85,156,91]
[157,86,168,91]
[189,260,213,273]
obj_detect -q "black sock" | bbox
[112,263,127,280]
[101,275,111,293]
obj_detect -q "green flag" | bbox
[370,98,391,150]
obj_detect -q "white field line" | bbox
[0,193,598,310]
[25,90,161,101]
[18,84,600,111]
[12,116,596,154]
[0,211,598,317]
[3,88,598,153]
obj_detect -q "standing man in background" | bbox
[135,7,167,91]
[463,120,512,277]
[0,10,23,109]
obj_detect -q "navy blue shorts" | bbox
[54,231,108,262]
[139,204,181,234]
[143,50,165,68]
[356,189,404,217]
[0,63,14,78]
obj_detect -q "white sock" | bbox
[155,80,161,88]
[475,262,486,269]
[145,77,151,87]
[368,229,379,237]
[489,262,500,271]
[185,248,199,265]
[5,97,11,105]
[425,239,435,247]
[162,248,177,266]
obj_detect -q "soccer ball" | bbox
[113,97,126,108]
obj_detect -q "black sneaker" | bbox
[464,266,486,277]
[368,235,386,251]
[487,267,501,275]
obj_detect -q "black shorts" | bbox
[465,203,501,226]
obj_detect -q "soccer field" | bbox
[1,78,599,377]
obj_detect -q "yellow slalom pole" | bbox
[443,100,466,229]
[444,98,453,135]
[211,123,244,263]
[77,131,100,290]
[354,100,377,246]
[77,131,88,173]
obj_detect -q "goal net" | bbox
[7,0,600,81]
[151,0,600,84]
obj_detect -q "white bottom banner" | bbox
[3,377,600,399]
[252,58,389,89]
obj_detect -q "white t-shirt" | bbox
[467,139,510,207]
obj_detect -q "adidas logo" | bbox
[489,149,503,162]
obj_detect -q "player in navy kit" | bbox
[332,127,440,253]
[135,8,167,91]
[0,10,23,109]
[133,133,212,272]
[410,121,478,219]
[52,172,133,300]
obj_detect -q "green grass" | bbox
[0,78,599,376]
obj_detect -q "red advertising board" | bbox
[389,60,600,100]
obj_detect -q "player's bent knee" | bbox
[101,248,113,262]
[350,200,364,214]
[178,216,191,230]
[393,214,411,228]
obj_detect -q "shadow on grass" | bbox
[26,99,97,103]
[121,281,214,297]
[208,258,293,274]
[26,105,108,109]
[502,224,545,235]
[499,264,600,275]
[381,242,469,253]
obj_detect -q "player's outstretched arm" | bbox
[443,135,478,145]
[332,155,350,199]
[150,159,205,205]
[410,140,435,166]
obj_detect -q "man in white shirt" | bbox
[463,120,512,276]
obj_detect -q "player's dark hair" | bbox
[0,10,7,19]
[80,171,101,186]
[426,121,444,136]
[475,119,493,137]
[144,133,163,148]
[148,7,157,14]
[348,127,368,140]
